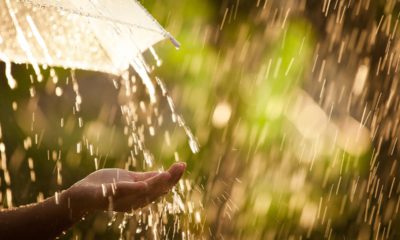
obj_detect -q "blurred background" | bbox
[1,0,400,239]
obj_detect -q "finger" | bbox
[109,163,186,212]
[131,171,160,181]
[167,162,186,184]
[141,172,173,202]
[110,181,149,211]
[145,162,186,192]
[113,193,150,212]
[144,163,186,201]
[132,162,186,183]
[145,172,171,191]
[113,180,166,212]
[115,181,148,197]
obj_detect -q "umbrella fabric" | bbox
[0,0,178,75]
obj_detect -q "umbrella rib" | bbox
[91,33,123,74]
[16,0,166,35]
[128,0,180,48]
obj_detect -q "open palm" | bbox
[64,162,186,217]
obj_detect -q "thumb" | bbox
[167,162,186,184]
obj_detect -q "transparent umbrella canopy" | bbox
[0,0,179,96]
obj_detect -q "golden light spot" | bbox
[212,102,232,128]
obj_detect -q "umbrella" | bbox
[0,0,179,101]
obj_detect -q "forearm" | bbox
[0,191,82,240]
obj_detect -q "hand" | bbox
[62,162,186,219]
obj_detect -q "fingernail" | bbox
[170,163,184,173]
[169,163,185,182]
[178,162,187,169]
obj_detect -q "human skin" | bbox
[0,162,186,240]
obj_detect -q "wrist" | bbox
[60,188,91,221]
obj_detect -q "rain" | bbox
[0,0,400,239]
